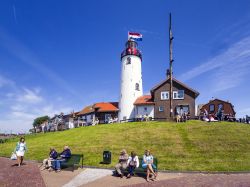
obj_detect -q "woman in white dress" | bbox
[15,137,27,166]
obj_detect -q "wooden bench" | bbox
[61,154,84,171]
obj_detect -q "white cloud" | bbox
[11,111,37,120]
[17,88,43,104]
[179,36,250,92]
[0,28,82,99]
[0,76,74,133]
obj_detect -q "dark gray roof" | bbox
[150,77,200,98]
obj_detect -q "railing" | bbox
[121,49,142,60]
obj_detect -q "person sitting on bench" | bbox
[126,151,139,178]
[53,146,71,172]
[41,147,58,171]
[142,150,157,182]
[115,149,128,178]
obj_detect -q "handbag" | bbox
[10,152,17,160]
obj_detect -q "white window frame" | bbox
[159,106,164,112]
[173,90,184,99]
[161,91,169,100]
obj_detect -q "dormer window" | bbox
[135,83,140,91]
[126,57,131,64]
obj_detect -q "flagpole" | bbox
[169,13,174,119]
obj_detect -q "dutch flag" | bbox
[128,32,143,41]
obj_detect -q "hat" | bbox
[120,149,127,154]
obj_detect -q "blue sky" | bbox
[1,0,250,133]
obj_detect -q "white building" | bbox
[118,40,143,121]
[134,95,154,119]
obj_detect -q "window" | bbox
[209,104,215,112]
[105,114,112,123]
[218,104,223,110]
[176,105,189,115]
[135,83,140,91]
[173,90,184,99]
[144,107,147,112]
[161,91,169,100]
[126,57,131,64]
[159,106,164,112]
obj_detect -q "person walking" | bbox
[15,137,27,167]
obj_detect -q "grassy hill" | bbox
[1,120,250,171]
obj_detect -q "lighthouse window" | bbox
[135,83,140,91]
[126,57,131,64]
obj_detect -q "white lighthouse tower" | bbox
[118,40,143,122]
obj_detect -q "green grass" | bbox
[1,120,250,171]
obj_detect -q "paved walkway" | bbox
[0,157,45,187]
[63,168,113,187]
[2,156,250,187]
[122,173,250,187]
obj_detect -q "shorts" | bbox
[142,163,156,169]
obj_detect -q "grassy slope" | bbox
[1,120,250,171]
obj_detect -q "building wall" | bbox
[153,80,196,119]
[119,55,143,121]
[135,105,154,118]
[200,99,235,116]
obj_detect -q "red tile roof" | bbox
[77,105,95,116]
[134,95,154,105]
[93,102,119,112]
[77,102,119,115]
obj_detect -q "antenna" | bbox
[169,13,174,119]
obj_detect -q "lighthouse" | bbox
[118,39,143,121]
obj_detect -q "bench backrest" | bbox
[66,154,83,164]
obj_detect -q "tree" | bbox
[33,116,50,128]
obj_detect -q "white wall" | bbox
[119,55,143,121]
[135,105,154,118]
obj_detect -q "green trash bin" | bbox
[103,151,111,164]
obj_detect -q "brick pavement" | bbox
[0,157,45,187]
[123,173,250,187]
